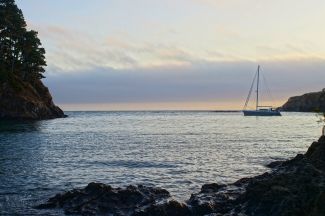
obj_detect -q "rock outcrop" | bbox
[282,89,325,112]
[0,0,65,120]
[36,183,190,216]
[0,78,65,120]
[37,136,325,216]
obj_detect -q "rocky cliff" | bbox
[0,0,65,120]
[37,136,325,216]
[0,77,65,120]
[282,89,325,112]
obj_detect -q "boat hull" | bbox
[243,110,281,116]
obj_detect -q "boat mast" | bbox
[256,65,260,110]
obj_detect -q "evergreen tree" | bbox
[21,30,47,81]
[0,0,46,84]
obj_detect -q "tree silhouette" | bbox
[21,30,47,81]
[0,0,46,84]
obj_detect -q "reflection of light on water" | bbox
[0,111,320,214]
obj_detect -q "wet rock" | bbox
[200,183,226,193]
[36,183,187,216]
[266,160,284,168]
[188,184,243,215]
[134,199,190,216]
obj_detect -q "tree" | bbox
[0,0,26,73]
[0,0,46,84]
[21,30,47,81]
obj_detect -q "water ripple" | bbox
[0,111,320,215]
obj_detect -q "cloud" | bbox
[28,20,325,75]
[44,58,325,110]
[35,24,220,73]
[34,25,139,72]
[32,24,325,110]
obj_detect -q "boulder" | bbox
[36,183,188,216]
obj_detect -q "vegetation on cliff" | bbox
[0,0,64,119]
[0,0,46,85]
[282,89,325,112]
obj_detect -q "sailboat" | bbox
[243,65,281,116]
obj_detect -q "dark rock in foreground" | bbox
[0,79,65,120]
[38,136,325,216]
[189,136,325,216]
[36,183,189,216]
[281,89,325,112]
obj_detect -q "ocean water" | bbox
[0,111,321,215]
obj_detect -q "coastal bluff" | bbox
[282,89,325,112]
[37,136,325,216]
[0,0,65,120]
[0,79,65,120]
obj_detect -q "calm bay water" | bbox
[0,111,321,215]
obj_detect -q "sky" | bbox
[16,0,325,110]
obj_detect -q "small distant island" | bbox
[282,89,325,112]
[0,0,65,120]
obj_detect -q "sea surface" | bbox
[0,111,322,215]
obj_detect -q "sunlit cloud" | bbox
[18,0,325,109]
[31,21,325,74]
[33,23,325,75]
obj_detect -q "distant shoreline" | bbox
[60,110,317,113]
[59,109,242,112]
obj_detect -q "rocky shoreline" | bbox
[0,79,66,120]
[37,136,325,216]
